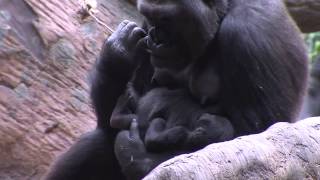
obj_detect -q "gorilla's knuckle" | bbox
[127,21,138,28]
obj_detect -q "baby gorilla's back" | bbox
[136,88,234,152]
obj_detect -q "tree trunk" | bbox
[0,0,319,179]
[285,0,320,33]
[144,117,320,180]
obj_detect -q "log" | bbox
[144,117,320,180]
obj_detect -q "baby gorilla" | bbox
[144,89,234,152]
[131,87,233,153]
[113,87,234,180]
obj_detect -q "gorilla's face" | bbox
[138,0,226,70]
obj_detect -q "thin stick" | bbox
[87,10,115,33]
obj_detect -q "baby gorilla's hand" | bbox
[98,20,147,81]
[144,118,188,152]
[185,113,234,150]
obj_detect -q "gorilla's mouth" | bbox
[147,27,187,69]
[149,27,172,45]
[147,27,174,56]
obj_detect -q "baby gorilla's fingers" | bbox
[183,114,234,150]
[198,113,234,141]
[145,119,188,152]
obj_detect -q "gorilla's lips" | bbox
[147,27,174,56]
[149,27,171,45]
[147,27,186,69]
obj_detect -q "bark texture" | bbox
[145,117,320,180]
[285,0,320,33]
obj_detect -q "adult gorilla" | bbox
[45,0,308,179]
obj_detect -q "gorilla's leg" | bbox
[45,129,124,180]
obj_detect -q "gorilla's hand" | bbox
[98,20,147,81]
[144,118,189,152]
[114,119,152,180]
[185,113,234,150]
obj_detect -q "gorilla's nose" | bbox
[137,0,178,24]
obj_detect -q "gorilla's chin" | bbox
[150,55,186,70]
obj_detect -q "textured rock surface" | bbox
[0,0,141,179]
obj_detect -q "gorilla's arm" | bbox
[217,1,308,135]
[45,129,123,180]
[45,20,147,180]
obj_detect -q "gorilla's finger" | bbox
[136,36,149,51]
[103,20,130,46]
[129,27,147,44]
[116,20,130,31]
[120,22,138,38]
[114,131,132,161]
[129,119,140,139]
[146,36,157,51]
[110,114,137,129]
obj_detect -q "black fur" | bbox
[45,0,308,179]
[132,88,233,152]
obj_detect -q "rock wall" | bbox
[0,0,141,178]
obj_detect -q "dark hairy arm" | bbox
[45,20,147,180]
